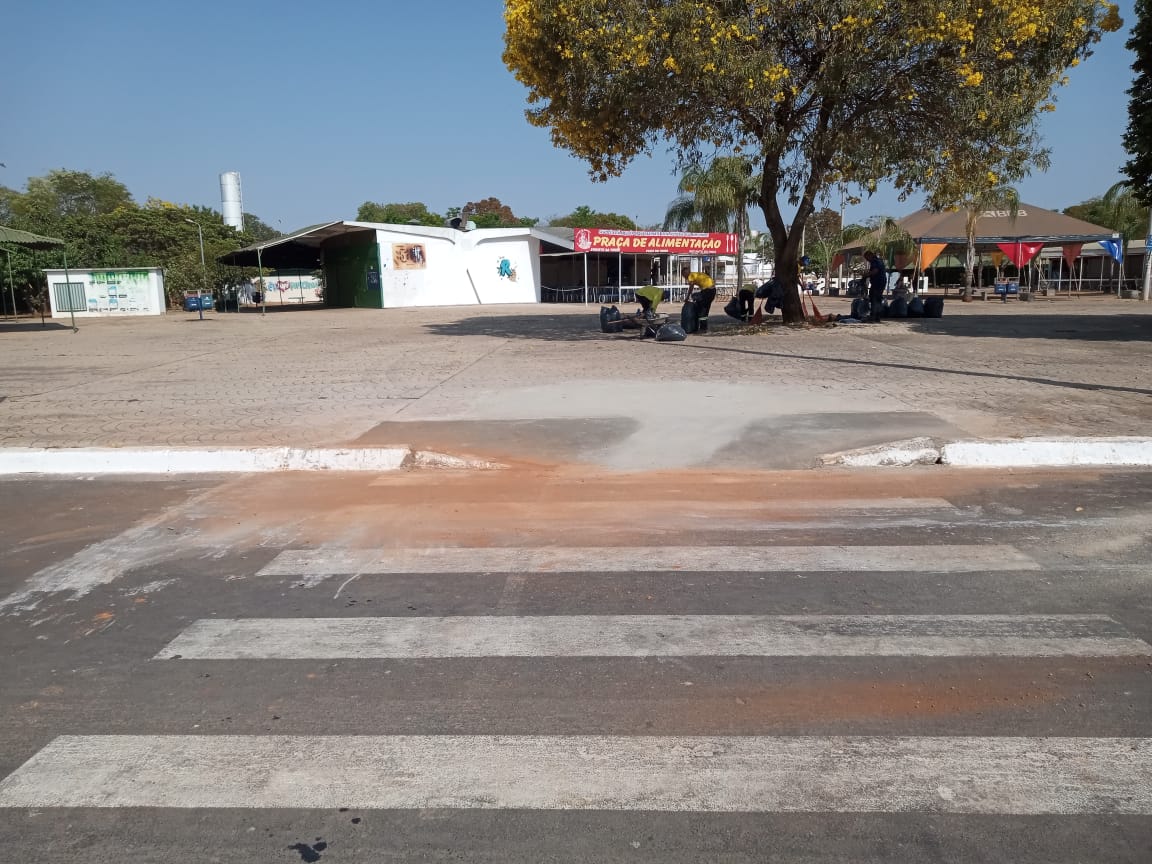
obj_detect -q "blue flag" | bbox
[1099,239,1124,264]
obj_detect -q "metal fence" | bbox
[542,283,741,305]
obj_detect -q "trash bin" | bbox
[215,291,238,312]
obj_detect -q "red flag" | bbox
[996,241,1043,268]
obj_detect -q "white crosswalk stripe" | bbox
[256,544,1039,577]
[5,525,1148,827]
[2,734,1150,813]
[155,614,1152,659]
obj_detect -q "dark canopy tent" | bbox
[216,222,345,270]
[217,222,385,310]
[0,224,66,325]
[837,203,1119,292]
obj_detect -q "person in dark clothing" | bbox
[681,266,717,332]
[737,284,756,320]
[863,251,887,322]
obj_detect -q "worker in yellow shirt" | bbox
[634,284,664,319]
[681,266,717,332]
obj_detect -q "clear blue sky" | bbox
[2,0,1140,232]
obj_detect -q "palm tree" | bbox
[849,215,912,264]
[1098,181,1150,250]
[961,186,1020,293]
[663,157,761,293]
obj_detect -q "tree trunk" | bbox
[964,212,977,294]
[759,160,809,325]
[774,231,804,324]
[735,210,745,298]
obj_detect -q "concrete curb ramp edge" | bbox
[0,447,417,474]
[822,437,1152,468]
[819,438,941,468]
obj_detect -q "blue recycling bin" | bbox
[183,294,212,312]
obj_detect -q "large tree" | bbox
[461,197,537,228]
[504,0,1121,323]
[548,205,638,229]
[0,169,267,311]
[1122,0,1152,206]
[802,207,845,279]
[357,201,444,226]
[243,213,284,242]
[13,169,134,228]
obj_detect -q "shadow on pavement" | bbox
[238,302,327,314]
[425,313,616,342]
[0,320,73,333]
[906,313,1152,342]
[688,342,1152,398]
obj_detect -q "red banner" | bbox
[996,241,1043,268]
[573,228,738,255]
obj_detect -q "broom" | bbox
[808,297,829,324]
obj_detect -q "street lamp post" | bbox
[184,218,207,321]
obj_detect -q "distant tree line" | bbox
[0,169,280,313]
[355,197,638,230]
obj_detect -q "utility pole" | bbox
[184,219,206,321]
[1143,206,1152,303]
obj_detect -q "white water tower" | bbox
[219,171,244,231]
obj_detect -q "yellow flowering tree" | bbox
[504,0,1122,323]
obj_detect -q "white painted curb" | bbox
[0,447,411,475]
[940,437,1152,468]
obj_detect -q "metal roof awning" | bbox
[0,225,65,249]
[217,222,376,269]
[532,227,575,253]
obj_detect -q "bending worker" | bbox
[635,284,664,319]
[681,265,717,332]
[863,250,887,322]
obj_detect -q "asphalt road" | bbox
[1,467,1150,863]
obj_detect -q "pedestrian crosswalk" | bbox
[155,614,1151,659]
[257,544,1041,576]
[3,734,1149,813]
[3,495,1152,839]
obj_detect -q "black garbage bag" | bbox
[907,296,925,318]
[680,299,699,333]
[888,295,909,318]
[724,295,743,321]
[850,296,870,320]
[655,322,688,342]
[599,305,623,333]
[923,297,944,318]
[754,277,779,299]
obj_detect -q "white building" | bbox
[221,222,563,308]
[44,267,166,318]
